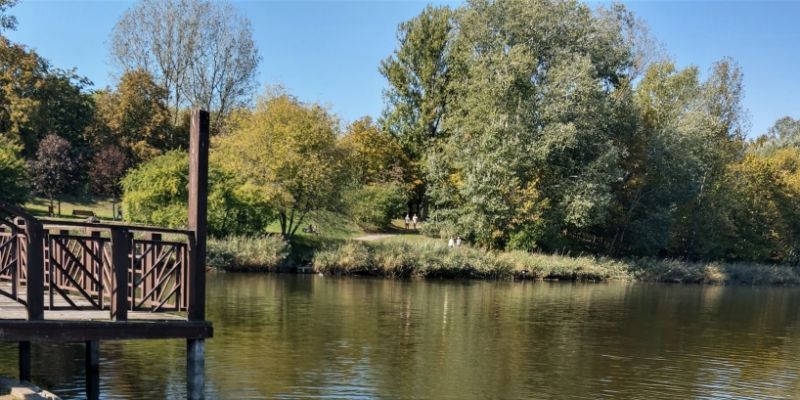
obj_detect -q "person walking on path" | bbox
[412,214,419,230]
[456,236,462,247]
[448,237,455,248]
[404,214,411,230]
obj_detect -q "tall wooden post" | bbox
[25,220,44,321]
[188,109,209,322]
[110,228,131,321]
[20,219,44,383]
[187,109,209,400]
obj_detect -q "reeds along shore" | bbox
[205,235,800,285]
[312,241,800,285]
[207,235,290,272]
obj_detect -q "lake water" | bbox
[2,274,800,399]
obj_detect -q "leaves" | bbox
[0,135,28,204]
[215,93,348,237]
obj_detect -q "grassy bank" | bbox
[311,239,800,285]
[26,195,117,219]
[207,235,290,272]
[121,205,800,286]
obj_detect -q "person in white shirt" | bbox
[412,214,418,230]
[456,236,462,247]
[448,238,455,248]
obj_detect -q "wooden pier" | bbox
[0,110,213,399]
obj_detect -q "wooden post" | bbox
[18,341,30,382]
[187,109,209,400]
[85,340,100,400]
[110,228,131,321]
[188,109,209,322]
[25,220,44,321]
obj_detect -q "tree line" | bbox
[382,1,800,263]
[1,0,799,264]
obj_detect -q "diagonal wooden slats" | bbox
[132,241,187,312]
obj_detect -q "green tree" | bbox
[0,37,95,157]
[216,93,348,237]
[723,151,797,261]
[423,0,639,249]
[610,62,706,256]
[380,5,454,216]
[340,117,407,186]
[122,151,274,237]
[0,136,28,204]
[754,116,800,154]
[92,69,182,163]
[344,183,407,230]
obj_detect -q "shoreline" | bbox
[209,237,800,287]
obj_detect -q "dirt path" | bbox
[353,234,397,241]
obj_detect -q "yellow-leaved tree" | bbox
[215,93,348,237]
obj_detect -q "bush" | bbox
[0,137,29,204]
[207,235,290,272]
[313,241,372,275]
[419,209,460,238]
[344,183,407,230]
[122,151,275,236]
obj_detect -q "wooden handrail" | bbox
[39,219,194,237]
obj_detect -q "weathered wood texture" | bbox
[0,320,212,341]
[188,109,209,322]
[1,218,197,310]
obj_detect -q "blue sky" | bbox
[5,1,799,137]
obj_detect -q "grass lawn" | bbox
[25,195,119,220]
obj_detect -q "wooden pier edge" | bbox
[0,108,213,400]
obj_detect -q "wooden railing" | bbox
[0,211,202,321]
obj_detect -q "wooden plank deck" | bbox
[0,281,185,322]
[0,280,212,341]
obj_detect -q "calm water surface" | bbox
[2,274,800,399]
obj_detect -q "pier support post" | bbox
[18,341,30,382]
[187,339,205,400]
[85,340,100,400]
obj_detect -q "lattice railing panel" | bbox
[0,230,23,304]
[132,239,188,312]
[47,234,111,310]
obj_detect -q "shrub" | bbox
[207,235,290,272]
[344,183,407,230]
[122,151,275,236]
[0,137,29,204]
[313,241,372,275]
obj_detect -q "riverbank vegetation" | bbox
[1,0,800,284]
[313,238,800,285]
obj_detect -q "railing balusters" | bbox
[2,215,194,316]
